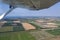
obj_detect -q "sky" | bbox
[0,1,60,17]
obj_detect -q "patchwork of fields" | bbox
[0,21,37,32]
[0,19,60,40]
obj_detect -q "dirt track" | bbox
[22,23,36,30]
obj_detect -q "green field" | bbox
[13,23,25,31]
[0,27,13,32]
[46,29,60,36]
[54,21,60,27]
[0,31,36,40]
[1,23,25,32]
[29,22,42,30]
[0,21,36,40]
[46,21,60,36]
[2,21,13,26]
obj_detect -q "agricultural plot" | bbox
[0,31,36,40]
[20,19,34,23]
[22,23,36,30]
[29,22,42,30]
[54,21,60,27]
[46,21,60,36]
[13,23,25,31]
[2,23,13,27]
[29,30,54,40]
[46,29,60,36]
[0,27,13,32]
[0,22,25,32]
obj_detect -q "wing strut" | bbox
[0,7,15,20]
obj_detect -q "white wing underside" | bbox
[2,0,60,10]
[0,0,60,20]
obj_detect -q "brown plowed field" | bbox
[22,23,36,30]
[35,20,44,23]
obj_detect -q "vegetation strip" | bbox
[46,29,60,36]
[0,31,36,40]
[29,22,42,30]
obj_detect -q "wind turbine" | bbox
[0,0,60,20]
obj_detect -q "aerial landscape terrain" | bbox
[0,16,60,40]
[0,0,60,40]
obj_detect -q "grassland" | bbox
[0,27,13,32]
[46,21,60,36]
[0,31,36,40]
[54,21,60,27]
[46,29,60,36]
[29,22,42,30]
[1,23,25,32]
[13,23,25,31]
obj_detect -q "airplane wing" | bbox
[0,0,60,20]
[0,13,6,20]
[0,8,15,20]
[2,0,60,10]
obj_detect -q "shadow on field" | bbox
[13,23,25,31]
[0,22,25,33]
[2,21,14,27]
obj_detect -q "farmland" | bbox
[22,23,36,30]
[46,29,60,36]
[0,20,36,40]
[0,31,36,40]
[46,20,60,36]
[0,27,13,32]
[29,22,42,29]
[0,18,60,40]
